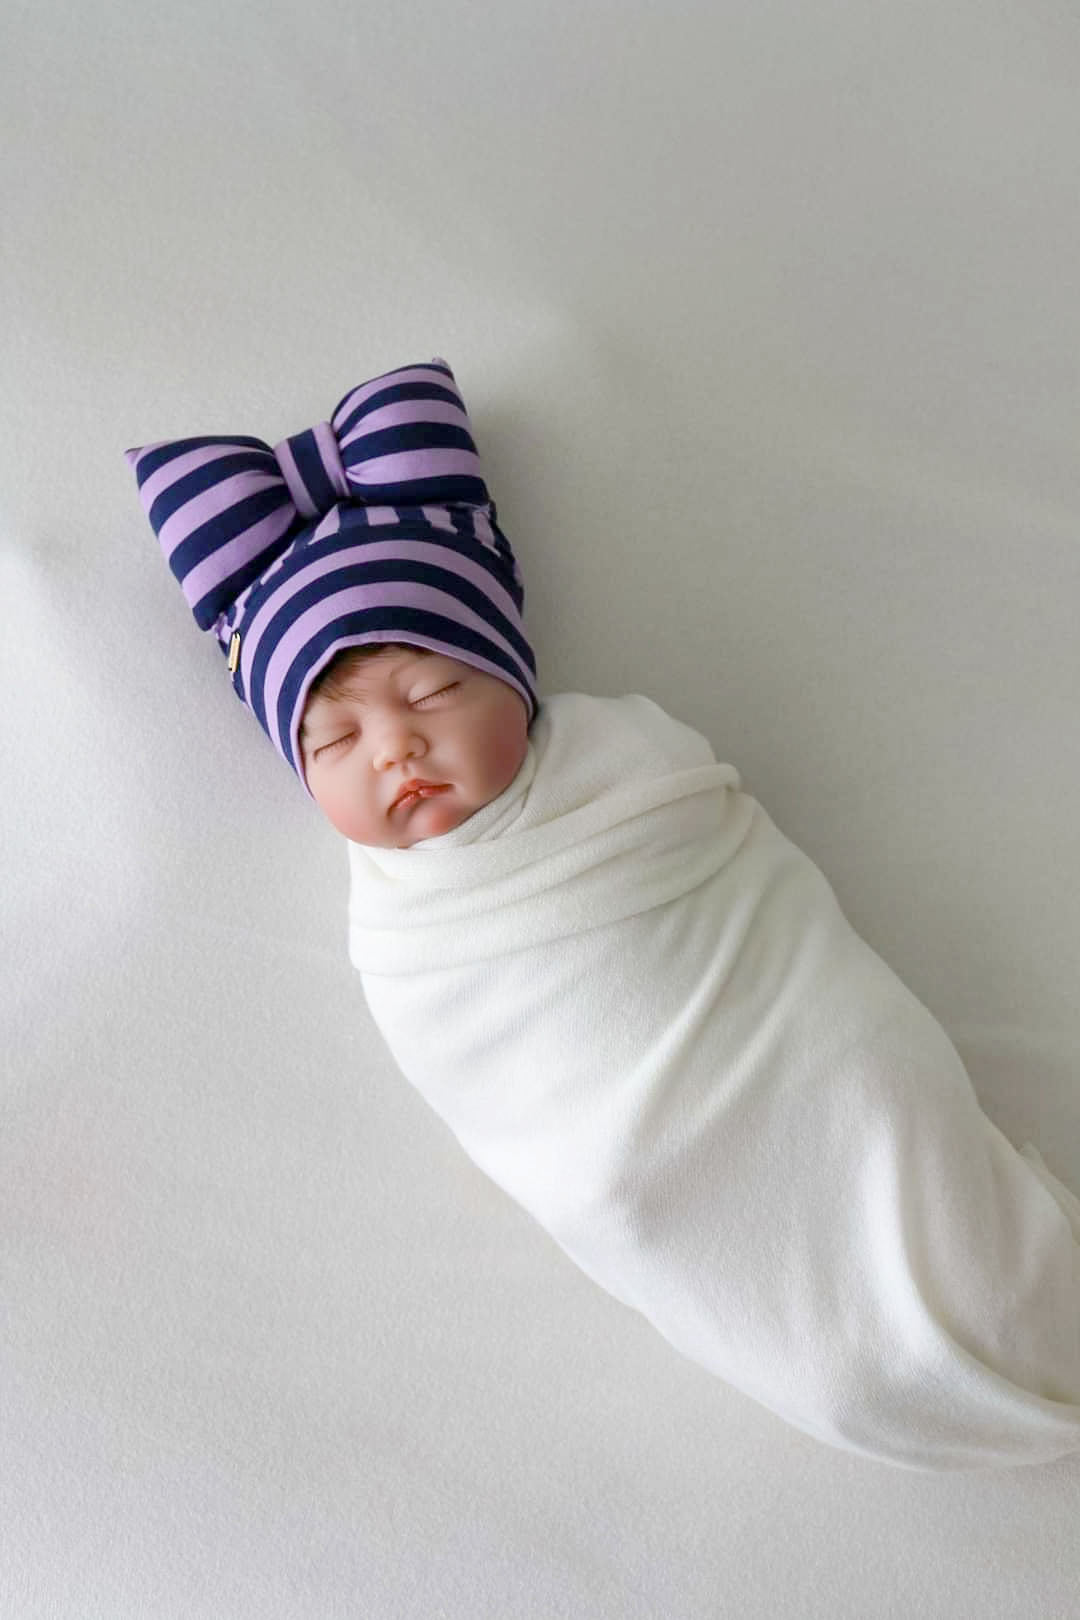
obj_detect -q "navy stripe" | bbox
[190,514,302,630]
[172,482,290,583]
[361,510,523,612]
[330,360,453,423]
[286,428,338,514]
[341,419,477,465]
[133,434,270,488]
[146,446,279,535]
[347,471,490,508]
[334,380,474,447]
[237,518,523,633]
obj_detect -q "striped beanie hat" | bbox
[125,357,538,795]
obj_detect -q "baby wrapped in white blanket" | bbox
[126,351,1079,1473]
[350,689,1080,1472]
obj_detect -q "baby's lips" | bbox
[391,783,451,812]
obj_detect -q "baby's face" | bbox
[300,650,530,848]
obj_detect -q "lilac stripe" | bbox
[182,506,296,610]
[337,398,471,454]
[273,436,312,517]
[240,538,525,692]
[345,447,481,487]
[471,509,495,544]
[422,506,457,532]
[315,420,350,497]
[312,506,344,541]
[215,569,268,637]
[331,364,456,430]
[264,579,531,760]
[240,541,529,744]
[275,422,350,517]
[158,468,284,556]
[137,442,269,512]
[316,504,460,539]
[352,504,401,525]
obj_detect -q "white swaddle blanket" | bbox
[348,691,1080,1470]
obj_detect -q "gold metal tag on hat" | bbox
[227,631,241,674]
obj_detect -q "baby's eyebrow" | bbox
[299,706,345,740]
[301,693,375,737]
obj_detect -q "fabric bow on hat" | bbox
[126,356,497,632]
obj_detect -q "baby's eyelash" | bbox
[314,683,459,757]
[312,733,351,758]
[413,682,459,704]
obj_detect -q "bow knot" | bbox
[272,419,351,520]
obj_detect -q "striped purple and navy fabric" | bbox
[126,358,538,793]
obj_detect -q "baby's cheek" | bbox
[493,724,529,788]
[320,780,376,844]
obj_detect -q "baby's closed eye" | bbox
[413,682,459,705]
[312,683,460,758]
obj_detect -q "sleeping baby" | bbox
[127,357,1080,1472]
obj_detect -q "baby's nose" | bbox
[373,723,425,771]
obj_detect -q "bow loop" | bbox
[124,413,349,634]
[125,433,306,631]
[125,359,492,633]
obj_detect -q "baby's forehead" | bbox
[301,651,455,725]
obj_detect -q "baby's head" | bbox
[300,641,531,848]
[126,357,539,827]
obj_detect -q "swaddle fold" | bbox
[349,692,1080,1470]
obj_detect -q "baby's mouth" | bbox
[391,783,451,812]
